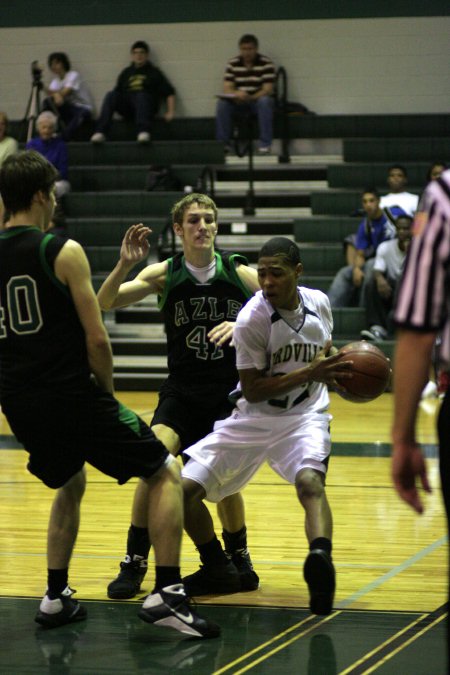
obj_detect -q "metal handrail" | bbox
[275,66,290,164]
[197,165,216,198]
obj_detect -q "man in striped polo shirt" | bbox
[216,34,275,154]
[392,169,450,665]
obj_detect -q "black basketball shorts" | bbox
[151,377,235,451]
[3,382,169,489]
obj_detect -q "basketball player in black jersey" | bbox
[98,193,261,597]
[0,151,219,638]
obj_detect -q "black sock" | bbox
[197,535,229,566]
[310,537,332,556]
[127,524,150,560]
[222,525,248,555]
[47,568,69,598]
[154,566,182,591]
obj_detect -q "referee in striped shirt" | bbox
[392,170,450,664]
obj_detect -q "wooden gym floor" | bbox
[0,391,447,674]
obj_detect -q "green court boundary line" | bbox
[0,436,439,457]
[0,594,439,616]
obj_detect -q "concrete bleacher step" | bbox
[110,336,167,357]
[293,216,357,243]
[216,163,328,181]
[215,217,296,236]
[284,114,450,140]
[65,189,313,218]
[13,113,449,145]
[114,372,167,391]
[66,217,169,247]
[67,140,225,166]
[214,180,327,191]
[214,191,311,210]
[310,188,422,215]
[68,164,202,192]
[64,191,181,217]
[343,138,450,163]
[83,246,145,274]
[69,161,330,193]
[68,216,301,248]
[327,162,436,189]
[218,207,313,218]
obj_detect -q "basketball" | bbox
[334,341,391,403]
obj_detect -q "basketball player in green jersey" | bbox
[0,152,218,637]
[98,193,261,597]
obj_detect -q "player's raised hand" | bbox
[120,224,152,264]
[392,441,431,514]
[208,321,235,347]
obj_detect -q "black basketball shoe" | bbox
[230,549,260,591]
[303,549,336,616]
[107,555,147,599]
[182,560,241,596]
[35,587,87,629]
[138,584,220,638]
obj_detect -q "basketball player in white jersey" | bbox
[181,236,353,615]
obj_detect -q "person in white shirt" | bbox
[360,215,412,342]
[379,165,419,216]
[181,236,353,616]
[0,112,18,168]
[43,52,93,140]
[0,112,18,224]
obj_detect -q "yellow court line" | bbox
[337,612,432,675]
[338,613,426,674]
[232,612,340,674]
[361,613,447,675]
[212,611,340,675]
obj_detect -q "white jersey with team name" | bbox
[232,287,333,416]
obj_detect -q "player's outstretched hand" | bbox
[309,339,353,390]
[208,321,235,347]
[120,224,151,264]
[392,441,431,514]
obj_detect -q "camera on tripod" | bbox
[31,60,43,88]
[23,61,44,141]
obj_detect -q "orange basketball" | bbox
[334,341,391,403]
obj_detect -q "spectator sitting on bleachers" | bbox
[425,160,448,184]
[26,111,70,199]
[379,164,419,216]
[0,112,18,167]
[327,188,403,309]
[0,112,18,224]
[360,215,413,342]
[216,34,275,154]
[42,52,94,141]
[90,40,176,144]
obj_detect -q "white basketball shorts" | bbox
[182,410,332,502]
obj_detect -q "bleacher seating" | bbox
[13,113,450,389]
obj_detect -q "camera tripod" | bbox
[23,79,43,142]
